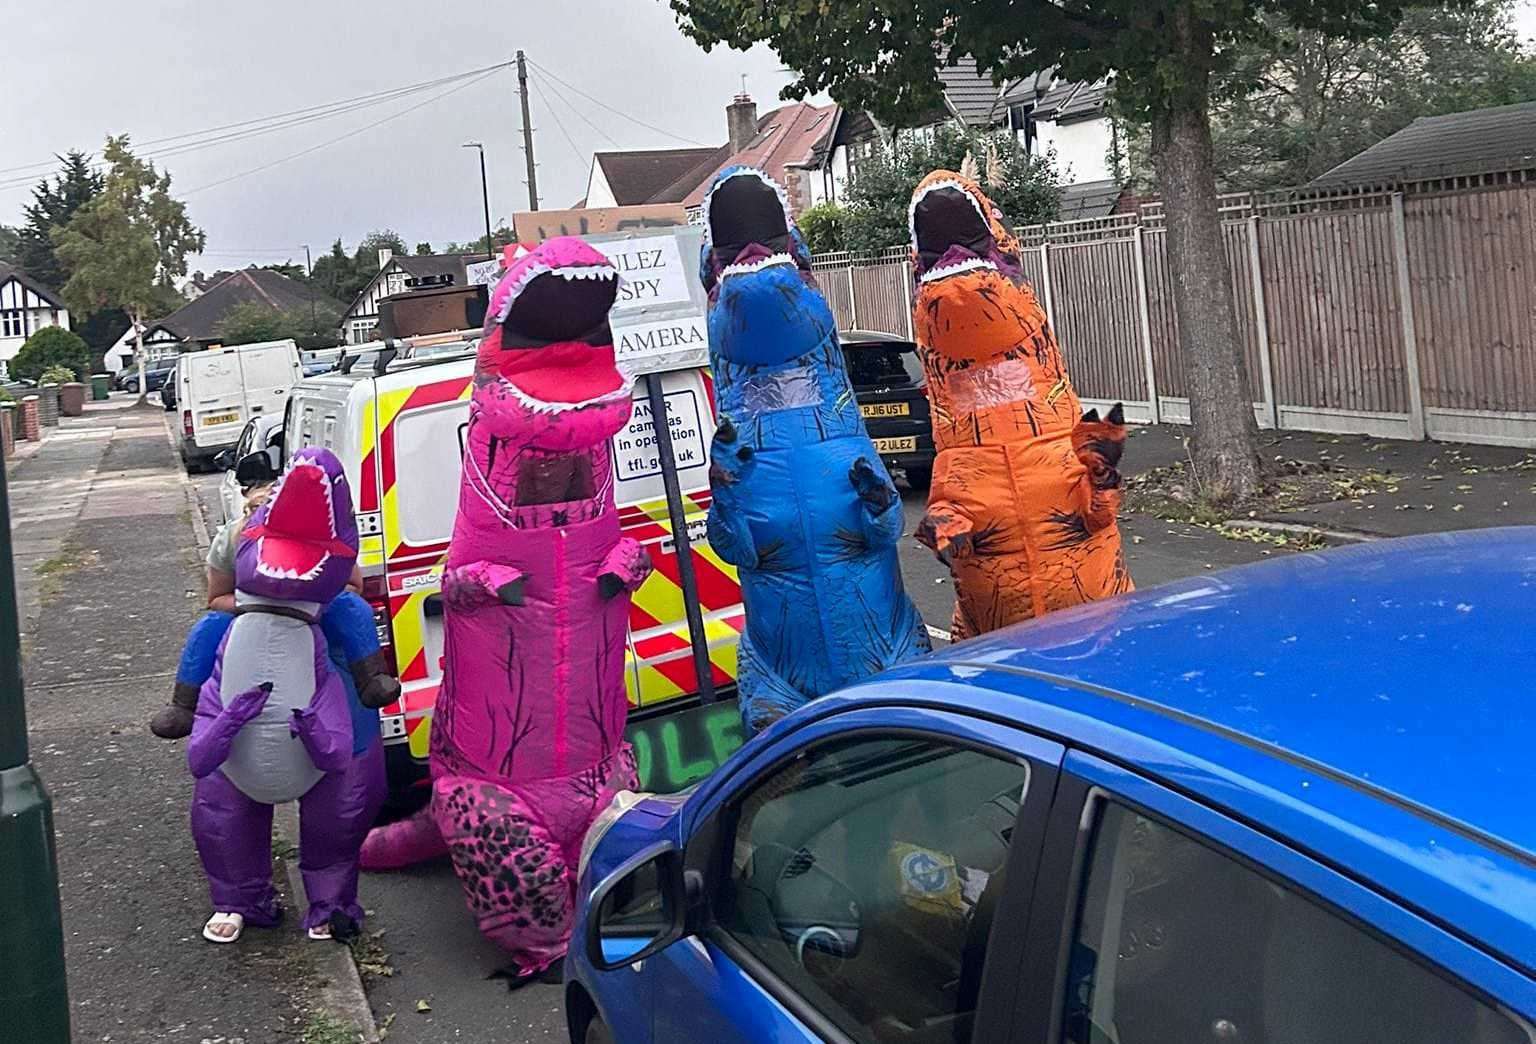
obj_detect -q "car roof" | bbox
[837,528,1536,971]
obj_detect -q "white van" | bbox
[176,339,302,472]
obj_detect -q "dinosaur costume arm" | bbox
[848,457,904,548]
[915,499,976,564]
[1071,405,1128,533]
[186,676,271,779]
[706,418,759,568]
[285,626,353,774]
[442,560,527,608]
[599,537,652,597]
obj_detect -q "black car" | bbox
[839,329,934,489]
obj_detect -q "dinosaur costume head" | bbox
[470,238,633,513]
[700,166,835,368]
[236,446,358,603]
[909,170,1080,441]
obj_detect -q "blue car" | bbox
[567,529,1536,1044]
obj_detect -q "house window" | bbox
[349,319,379,345]
[1,311,23,338]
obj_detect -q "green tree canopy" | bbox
[668,0,1429,500]
[444,224,516,257]
[216,301,340,351]
[0,226,19,265]
[10,326,91,382]
[840,127,1059,253]
[797,202,848,254]
[15,152,102,292]
[1113,0,1536,190]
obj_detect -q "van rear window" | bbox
[391,400,468,546]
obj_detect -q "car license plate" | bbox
[874,436,917,453]
[201,411,240,427]
[861,402,910,418]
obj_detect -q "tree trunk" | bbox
[1151,13,1262,503]
[133,313,147,407]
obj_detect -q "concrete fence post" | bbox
[1246,215,1280,430]
[1038,242,1056,326]
[846,266,860,329]
[1389,192,1428,441]
[1130,226,1160,423]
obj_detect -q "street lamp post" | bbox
[462,143,495,261]
[0,456,72,1041]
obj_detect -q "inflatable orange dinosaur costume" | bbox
[909,170,1132,638]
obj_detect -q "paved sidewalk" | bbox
[10,403,329,1042]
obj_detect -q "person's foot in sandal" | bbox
[203,912,244,943]
[306,923,331,941]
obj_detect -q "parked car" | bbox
[839,330,933,489]
[213,413,285,524]
[119,358,177,393]
[568,528,1536,1044]
[159,359,179,411]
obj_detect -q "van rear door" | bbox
[237,340,301,427]
[185,350,246,449]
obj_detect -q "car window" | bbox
[717,734,1030,1043]
[1063,802,1531,1044]
[233,421,256,459]
[842,343,922,389]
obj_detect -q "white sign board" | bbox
[587,227,710,377]
[465,258,503,287]
[613,378,711,505]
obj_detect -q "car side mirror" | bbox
[213,449,235,471]
[585,841,686,971]
[234,450,278,485]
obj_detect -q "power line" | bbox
[0,60,515,180]
[539,76,621,149]
[181,69,502,197]
[527,71,588,168]
[526,58,709,147]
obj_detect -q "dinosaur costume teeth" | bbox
[909,169,1133,638]
[361,237,650,978]
[700,166,930,734]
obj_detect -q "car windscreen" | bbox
[842,341,923,388]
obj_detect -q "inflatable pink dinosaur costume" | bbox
[361,238,650,978]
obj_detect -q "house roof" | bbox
[392,253,482,284]
[151,269,341,343]
[0,262,66,308]
[680,102,838,208]
[1311,100,1536,188]
[593,148,723,205]
[937,56,1022,126]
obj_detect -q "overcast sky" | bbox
[3,1,1534,279]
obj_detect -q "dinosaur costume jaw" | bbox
[238,448,359,602]
[910,178,1000,284]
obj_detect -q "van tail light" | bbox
[362,574,398,678]
[182,410,194,437]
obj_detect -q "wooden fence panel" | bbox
[850,262,911,337]
[1046,240,1149,402]
[1405,186,1536,412]
[811,264,855,330]
[1142,230,1185,399]
[1259,208,1409,415]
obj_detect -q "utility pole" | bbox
[0,446,72,1041]
[303,244,316,330]
[462,143,495,259]
[516,50,540,211]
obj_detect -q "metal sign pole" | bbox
[643,372,717,704]
[0,458,72,1041]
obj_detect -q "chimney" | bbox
[378,248,394,270]
[727,92,758,155]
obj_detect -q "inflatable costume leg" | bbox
[191,769,281,925]
[298,739,387,932]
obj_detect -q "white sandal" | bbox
[307,923,332,941]
[203,912,244,944]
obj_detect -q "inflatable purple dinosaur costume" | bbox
[188,447,382,941]
[361,238,651,976]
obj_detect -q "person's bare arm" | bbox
[207,568,236,613]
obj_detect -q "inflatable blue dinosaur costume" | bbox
[700,167,929,734]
